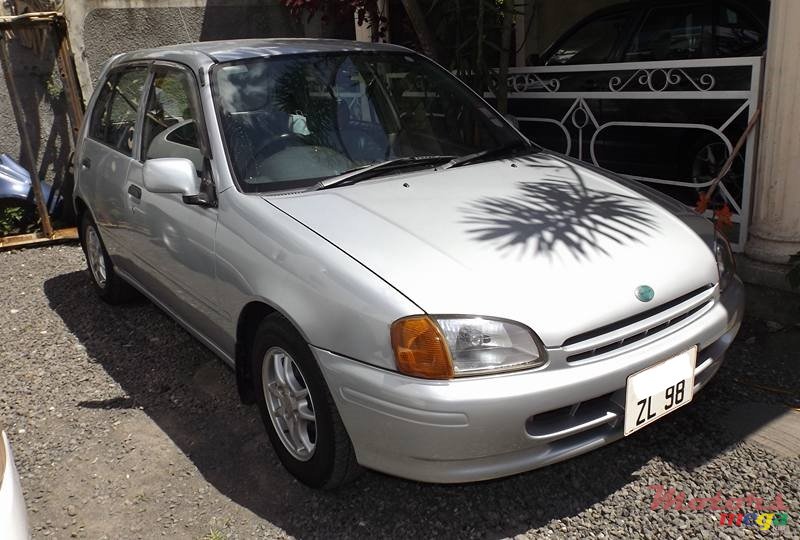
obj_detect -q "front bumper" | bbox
[316,277,745,483]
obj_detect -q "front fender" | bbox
[215,189,421,371]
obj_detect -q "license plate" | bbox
[624,347,697,436]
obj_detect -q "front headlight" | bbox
[714,231,735,291]
[391,315,545,379]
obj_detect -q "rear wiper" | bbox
[440,141,536,170]
[317,155,453,190]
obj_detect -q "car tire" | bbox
[80,213,137,304]
[252,314,362,489]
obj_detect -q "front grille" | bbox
[564,284,714,363]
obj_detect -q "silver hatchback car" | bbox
[74,39,744,489]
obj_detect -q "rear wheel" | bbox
[252,315,361,489]
[80,213,137,304]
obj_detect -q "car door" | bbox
[79,65,149,275]
[129,62,225,344]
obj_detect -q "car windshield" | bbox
[212,51,526,192]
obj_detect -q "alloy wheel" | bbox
[86,226,107,288]
[262,346,317,461]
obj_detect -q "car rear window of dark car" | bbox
[624,4,713,62]
[547,13,629,65]
[714,4,765,56]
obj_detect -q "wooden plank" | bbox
[0,227,78,251]
[0,12,61,30]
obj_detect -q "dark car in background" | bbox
[539,0,769,66]
[518,0,770,212]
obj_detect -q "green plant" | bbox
[0,205,26,236]
[788,251,800,289]
[45,69,65,101]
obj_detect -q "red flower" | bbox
[695,192,710,214]
[714,204,733,233]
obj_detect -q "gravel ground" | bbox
[0,244,798,540]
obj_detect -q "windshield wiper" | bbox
[440,141,536,170]
[317,155,454,190]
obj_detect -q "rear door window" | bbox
[715,4,764,56]
[88,67,149,156]
[546,13,629,65]
[624,4,713,62]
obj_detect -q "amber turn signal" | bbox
[391,316,454,379]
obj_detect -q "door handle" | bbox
[80,157,91,169]
[127,184,142,200]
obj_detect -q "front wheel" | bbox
[252,315,361,489]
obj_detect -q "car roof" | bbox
[111,38,412,70]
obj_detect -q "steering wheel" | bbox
[243,132,306,178]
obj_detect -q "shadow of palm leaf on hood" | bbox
[462,175,660,260]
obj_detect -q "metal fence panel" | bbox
[494,57,764,250]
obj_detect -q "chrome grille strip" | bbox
[563,284,715,363]
[565,300,712,362]
[563,284,714,347]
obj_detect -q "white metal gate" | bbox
[497,57,763,250]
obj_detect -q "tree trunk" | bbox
[496,0,514,114]
[400,0,444,63]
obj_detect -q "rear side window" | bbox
[625,4,712,61]
[715,5,764,56]
[547,13,629,65]
[88,67,148,156]
[166,122,198,148]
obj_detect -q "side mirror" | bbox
[143,158,199,196]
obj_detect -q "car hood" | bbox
[265,153,718,346]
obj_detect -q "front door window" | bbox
[141,68,204,174]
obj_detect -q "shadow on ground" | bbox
[43,270,798,539]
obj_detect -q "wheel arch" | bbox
[74,196,89,247]
[234,299,313,405]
